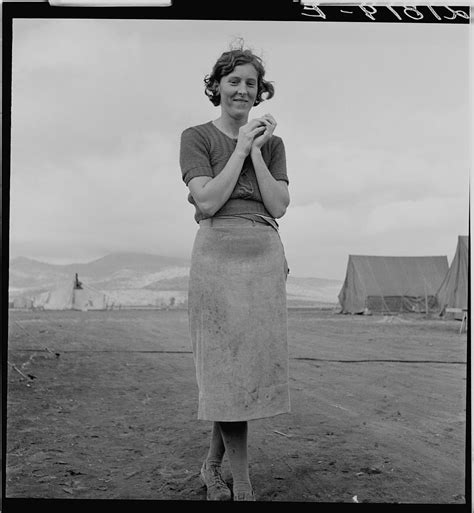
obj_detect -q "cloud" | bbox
[11,19,213,171]
[279,201,363,278]
[8,19,470,279]
[9,128,196,260]
[366,197,467,235]
[287,142,468,213]
[278,193,467,279]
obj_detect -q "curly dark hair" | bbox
[204,45,274,107]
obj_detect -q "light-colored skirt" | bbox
[188,216,290,421]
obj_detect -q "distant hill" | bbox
[9,252,190,294]
[9,252,342,307]
[286,276,341,306]
[287,276,341,289]
[73,252,189,277]
[9,257,73,289]
[144,276,189,291]
[10,252,188,284]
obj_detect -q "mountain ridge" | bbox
[9,252,342,305]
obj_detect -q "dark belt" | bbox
[200,214,279,231]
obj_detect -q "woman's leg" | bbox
[218,421,253,497]
[200,422,231,501]
[205,422,226,466]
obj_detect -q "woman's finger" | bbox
[250,126,266,137]
[262,118,276,133]
[248,118,266,129]
[256,119,272,131]
[263,114,277,126]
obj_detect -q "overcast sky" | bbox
[9,18,470,280]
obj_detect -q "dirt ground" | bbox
[5,308,468,505]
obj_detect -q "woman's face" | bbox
[218,63,259,120]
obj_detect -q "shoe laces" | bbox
[204,463,227,487]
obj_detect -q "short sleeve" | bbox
[179,127,214,185]
[267,136,289,184]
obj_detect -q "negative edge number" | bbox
[300,4,470,21]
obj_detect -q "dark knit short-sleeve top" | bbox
[179,121,288,223]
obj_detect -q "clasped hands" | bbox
[236,114,277,156]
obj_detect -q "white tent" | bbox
[33,281,74,310]
[73,284,109,311]
[32,277,109,311]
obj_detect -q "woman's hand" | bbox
[235,119,266,157]
[251,114,277,151]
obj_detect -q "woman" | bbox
[179,44,290,502]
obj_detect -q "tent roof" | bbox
[458,235,468,251]
[436,235,469,310]
[345,255,449,297]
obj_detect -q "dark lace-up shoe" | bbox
[200,462,232,501]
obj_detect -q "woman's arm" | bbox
[187,120,265,217]
[187,150,246,217]
[250,114,290,219]
[250,148,290,218]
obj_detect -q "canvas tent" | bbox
[33,276,109,311]
[436,235,468,312]
[11,296,33,309]
[338,255,449,314]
